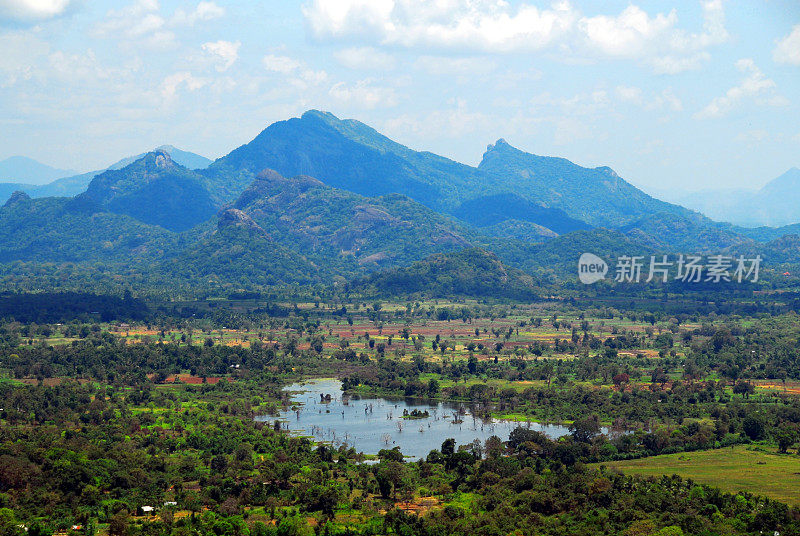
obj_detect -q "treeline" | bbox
[0,292,148,323]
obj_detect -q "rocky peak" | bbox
[3,190,31,208]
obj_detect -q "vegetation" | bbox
[0,297,798,534]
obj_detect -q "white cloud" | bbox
[48,50,112,81]
[650,52,710,75]
[0,30,49,86]
[262,54,303,74]
[202,40,240,72]
[774,24,800,66]
[161,71,207,97]
[656,88,683,112]
[334,47,395,70]
[94,0,175,49]
[303,0,578,52]
[329,79,397,109]
[615,85,683,111]
[415,56,496,76]
[579,0,727,72]
[615,85,643,106]
[95,1,223,49]
[262,53,329,90]
[695,59,781,119]
[580,6,677,58]
[383,101,492,141]
[303,0,728,73]
[0,0,71,22]
[172,1,224,26]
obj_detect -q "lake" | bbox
[256,378,577,459]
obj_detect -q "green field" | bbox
[597,445,800,506]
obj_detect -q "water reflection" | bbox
[256,378,578,459]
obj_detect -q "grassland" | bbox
[596,445,800,506]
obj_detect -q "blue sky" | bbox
[0,0,798,192]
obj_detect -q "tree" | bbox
[570,415,601,443]
[733,381,755,399]
[0,509,24,536]
[743,415,766,441]
[427,378,439,398]
[441,438,456,457]
[613,373,630,389]
[108,510,130,536]
[774,424,797,453]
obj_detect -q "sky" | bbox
[0,0,798,193]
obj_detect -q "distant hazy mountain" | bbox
[737,168,800,227]
[0,156,76,185]
[0,146,213,202]
[670,168,800,227]
[76,151,216,232]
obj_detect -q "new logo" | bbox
[578,253,608,284]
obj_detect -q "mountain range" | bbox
[0,156,76,185]
[0,110,797,296]
[661,167,800,228]
[0,145,212,206]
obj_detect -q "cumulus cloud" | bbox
[773,24,800,66]
[695,59,783,119]
[334,47,395,70]
[304,0,577,52]
[262,53,329,91]
[0,0,71,23]
[202,40,240,72]
[579,5,677,58]
[161,71,207,97]
[262,54,303,74]
[172,1,224,26]
[94,0,175,48]
[94,1,224,48]
[303,0,728,73]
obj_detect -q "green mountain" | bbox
[477,139,692,227]
[203,111,592,235]
[204,110,482,209]
[488,228,654,281]
[226,169,474,271]
[619,212,753,252]
[157,209,327,288]
[76,151,217,232]
[452,192,590,234]
[0,193,175,264]
[0,146,213,203]
[111,145,212,171]
[352,247,540,299]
